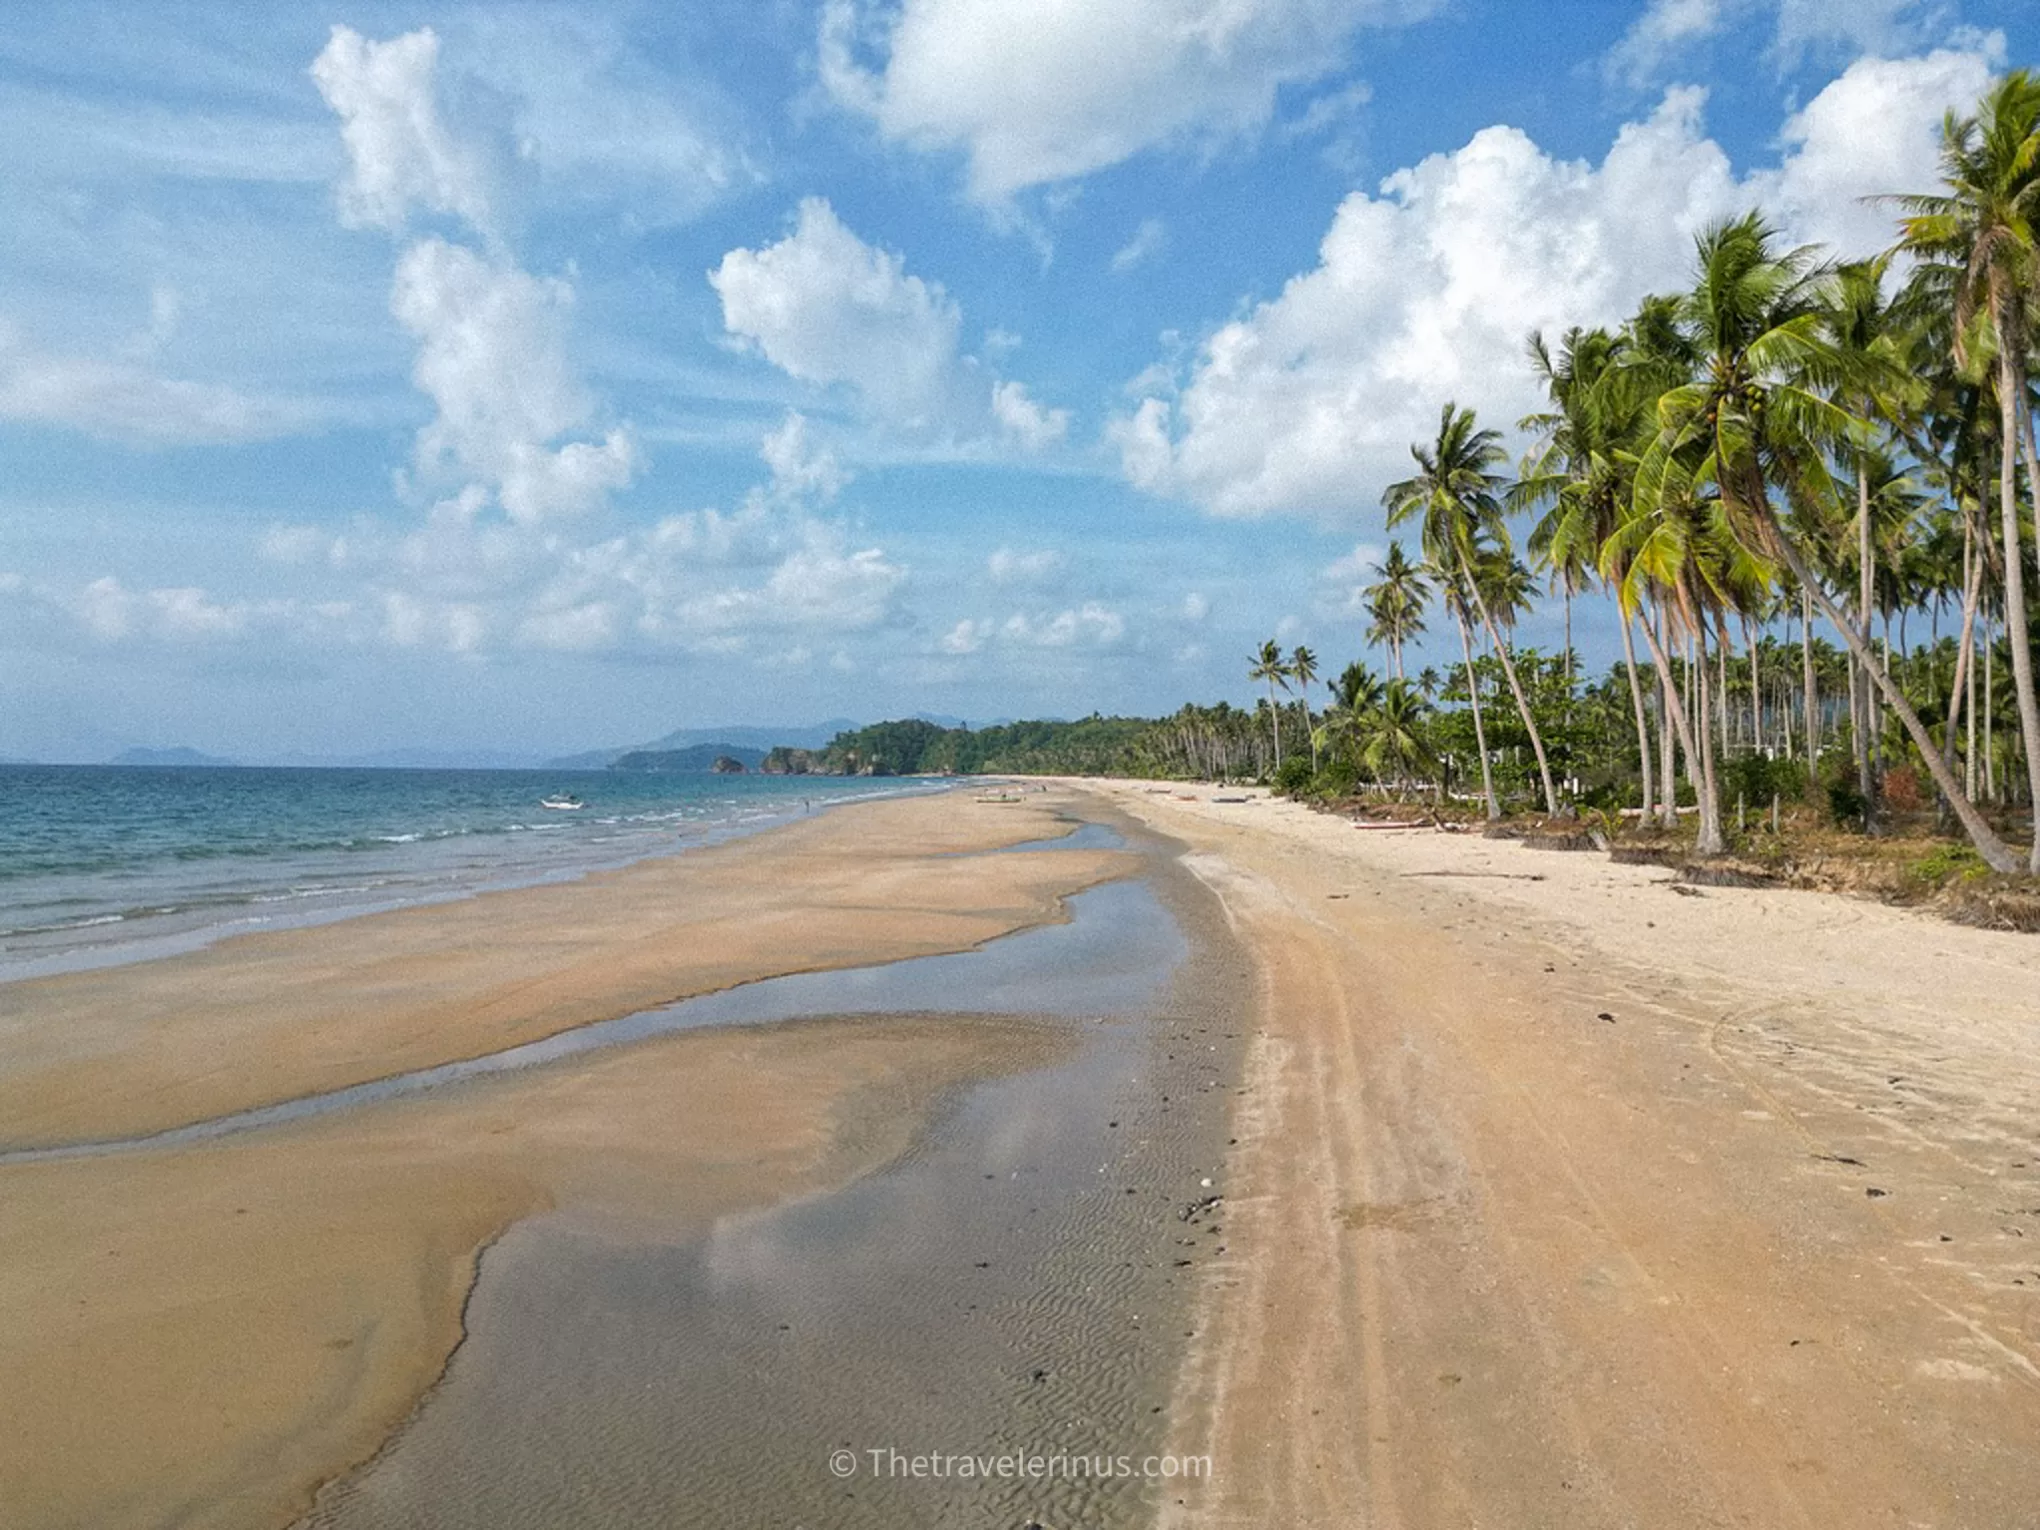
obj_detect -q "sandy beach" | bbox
[9,780,2040,1529]
[0,793,1153,1530]
[1081,782,2040,1528]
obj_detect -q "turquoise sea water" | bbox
[0,765,933,980]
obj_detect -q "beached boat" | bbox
[539,794,584,811]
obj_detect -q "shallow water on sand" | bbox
[296,814,1247,1530]
[0,860,1175,1166]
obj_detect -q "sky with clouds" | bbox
[0,0,2025,759]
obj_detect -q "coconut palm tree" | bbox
[1360,678,1438,796]
[1420,551,1499,819]
[1635,212,2019,869]
[1361,541,1429,678]
[1892,69,2040,871]
[1384,403,1562,815]
[1824,255,1917,816]
[1290,645,1321,771]
[1249,639,1289,776]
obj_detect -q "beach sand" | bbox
[1081,782,2040,1528]
[0,793,1125,1149]
[12,776,2040,1529]
[0,793,1128,1530]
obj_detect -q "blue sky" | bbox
[0,0,2026,760]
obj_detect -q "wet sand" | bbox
[1080,781,2040,1529]
[0,791,1192,1530]
[0,794,1127,1148]
[301,845,1251,1529]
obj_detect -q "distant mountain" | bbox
[608,743,768,773]
[547,719,858,770]
[110,747,239,767]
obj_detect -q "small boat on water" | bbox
[539,793,585,811]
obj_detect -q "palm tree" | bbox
[1892,69,2040,871]
[1361,542,1429,678]
[1360,678,1438,796]
[1825,255,1915,816]
[1422,551,1499,819]
[1290,645,1321,771]
[1635,212,2019,869]
[1317,660,1384,774]
[1249,639,1289,776]
[1385,403,1562,815]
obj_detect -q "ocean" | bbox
[0,765,934,981]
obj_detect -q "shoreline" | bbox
[0,791,1149,1530]
[0,774,948,987]
[0,792,1128,1149]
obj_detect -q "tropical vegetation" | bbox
[792,70,2040,885]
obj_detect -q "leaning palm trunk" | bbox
[1618,614,1654,823]
[1459,557,1560,814]
[1634,602,1721,852]
[1759,505,2022,873]
[1453,609,1499,820]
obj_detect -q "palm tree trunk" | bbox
[1942,512,1982,793]
[1716,628,1730,757]
[1697,619,1725,851]
[1635,603,1718,852]
[1996,353,2040,866]
[1458,556,1559,814]
[1764,512,2022,872]
[1563,587,1573,689]
[1619,613,1653,822]
[1745,617,1762,758]
[1985,600,1997,804]
[1265,680,1282,774]
[1454,608,1499,820]
[1857,467,1877,814]
[1801,587,1818,783]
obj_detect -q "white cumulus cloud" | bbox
[819,0,1429,203]
[712,197,1068,450]
[392,237,635,523]
[1115,48,1995,520]
[712,197,965,426]
[310,25,499,236]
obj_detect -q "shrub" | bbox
[1274,755,1314,794]
[1310,758,1360,799]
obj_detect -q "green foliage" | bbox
[811,715,1157,776]
[1309,758,1361,799]
[1910,841,1988,885]
[1274,755,1315,793]
[1719,753,1808,806]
